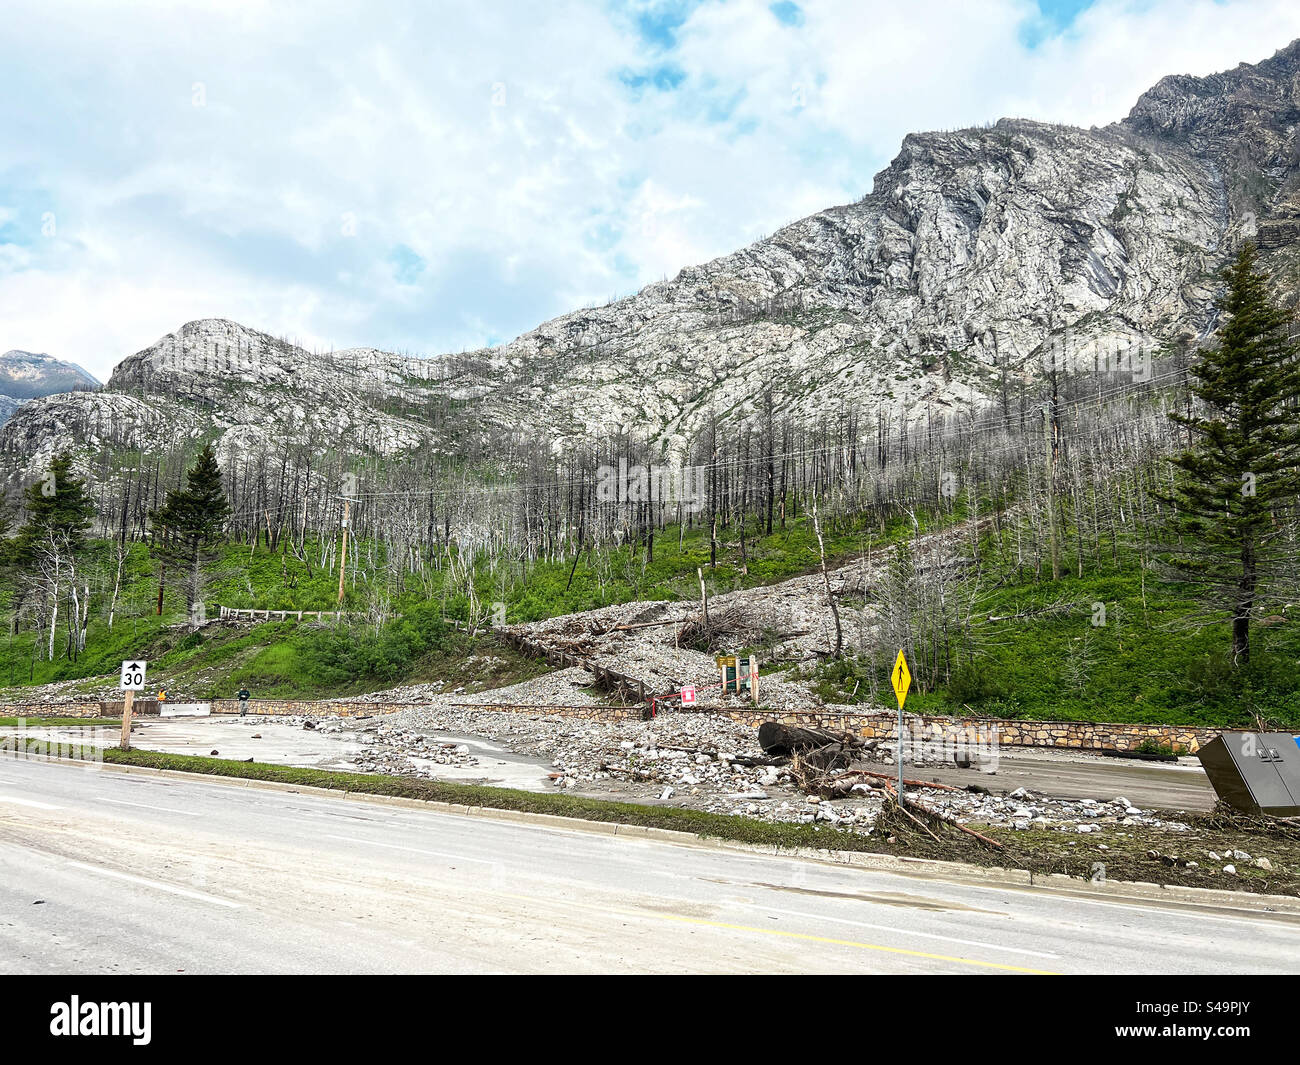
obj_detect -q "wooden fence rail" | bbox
[216,605,385,623]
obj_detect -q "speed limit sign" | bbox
[119,660,147,691]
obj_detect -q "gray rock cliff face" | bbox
[8,39,1300,478]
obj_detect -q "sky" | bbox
[4,0,1300,381]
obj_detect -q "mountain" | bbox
[0,350,99,430]
[8,39,1300,479]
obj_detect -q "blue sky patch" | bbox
[628,0,700,50]
[770,1,804,27]
[1022,0,1096,47]
[619,63,687,95]
[389,244,426,286]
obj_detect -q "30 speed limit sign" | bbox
[119,660,147,691]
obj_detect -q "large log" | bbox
[758,721,849,756]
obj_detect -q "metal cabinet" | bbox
[1196,731,1300,816]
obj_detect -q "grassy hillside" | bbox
[0,599,552,701]
[802,564,1300,727]
[1,503,1297,727]
[0,508,919,698]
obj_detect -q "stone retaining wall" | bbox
[715,707,1218,754]
[447,703,1217,752]
[0,702,105,719]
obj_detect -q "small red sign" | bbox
[681,686,697,706]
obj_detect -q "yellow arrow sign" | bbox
[891,650,911,710]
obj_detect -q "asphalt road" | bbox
[1,755,1296,974]
[923,751,1219,812]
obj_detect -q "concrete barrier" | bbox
[160,702,211,718]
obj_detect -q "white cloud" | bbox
[1,0,1299,380]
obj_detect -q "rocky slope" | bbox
[8,39,1300,477]
[0,350,99,429]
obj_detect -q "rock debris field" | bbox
[237,701,1192,838]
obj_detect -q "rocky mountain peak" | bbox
[9,38,1300,480]
[1119,38,1300,222]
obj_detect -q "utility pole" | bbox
[337,497,351,606]
[1044,402,1060,581]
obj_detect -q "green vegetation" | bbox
[802,558,1300,726]
[150,442,232,617]
[0,508,919,699]
[0,600,549,700]
[2,492,1300,725]
[1163,242,1300,665]
[9,452,94,562]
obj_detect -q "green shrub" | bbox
[946,659,1009,708]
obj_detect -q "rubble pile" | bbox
[400,702,764,775]
[498,567,882,710]
[382,704,1189,835]
[498,525,974,712]
[349,736,477,779]
[335,667,610,708]
[927,787,1188,833]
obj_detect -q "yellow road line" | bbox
[643,910,1059,974]
[502,892,1058,973]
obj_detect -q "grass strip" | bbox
[14,737,886,853]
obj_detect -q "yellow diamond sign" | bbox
[891,650,911,710]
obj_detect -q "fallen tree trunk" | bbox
[609,617,692,632]
[731,754,788,767]
[840,768,961,792]
[758,722,851,756]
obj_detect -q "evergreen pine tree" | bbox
[1163,242,1300,664]
[150,444,231,616]
[14,453,94,560]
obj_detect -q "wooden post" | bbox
[749,654,759,705]
[337,497,351,605]
[119,688,134,751]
